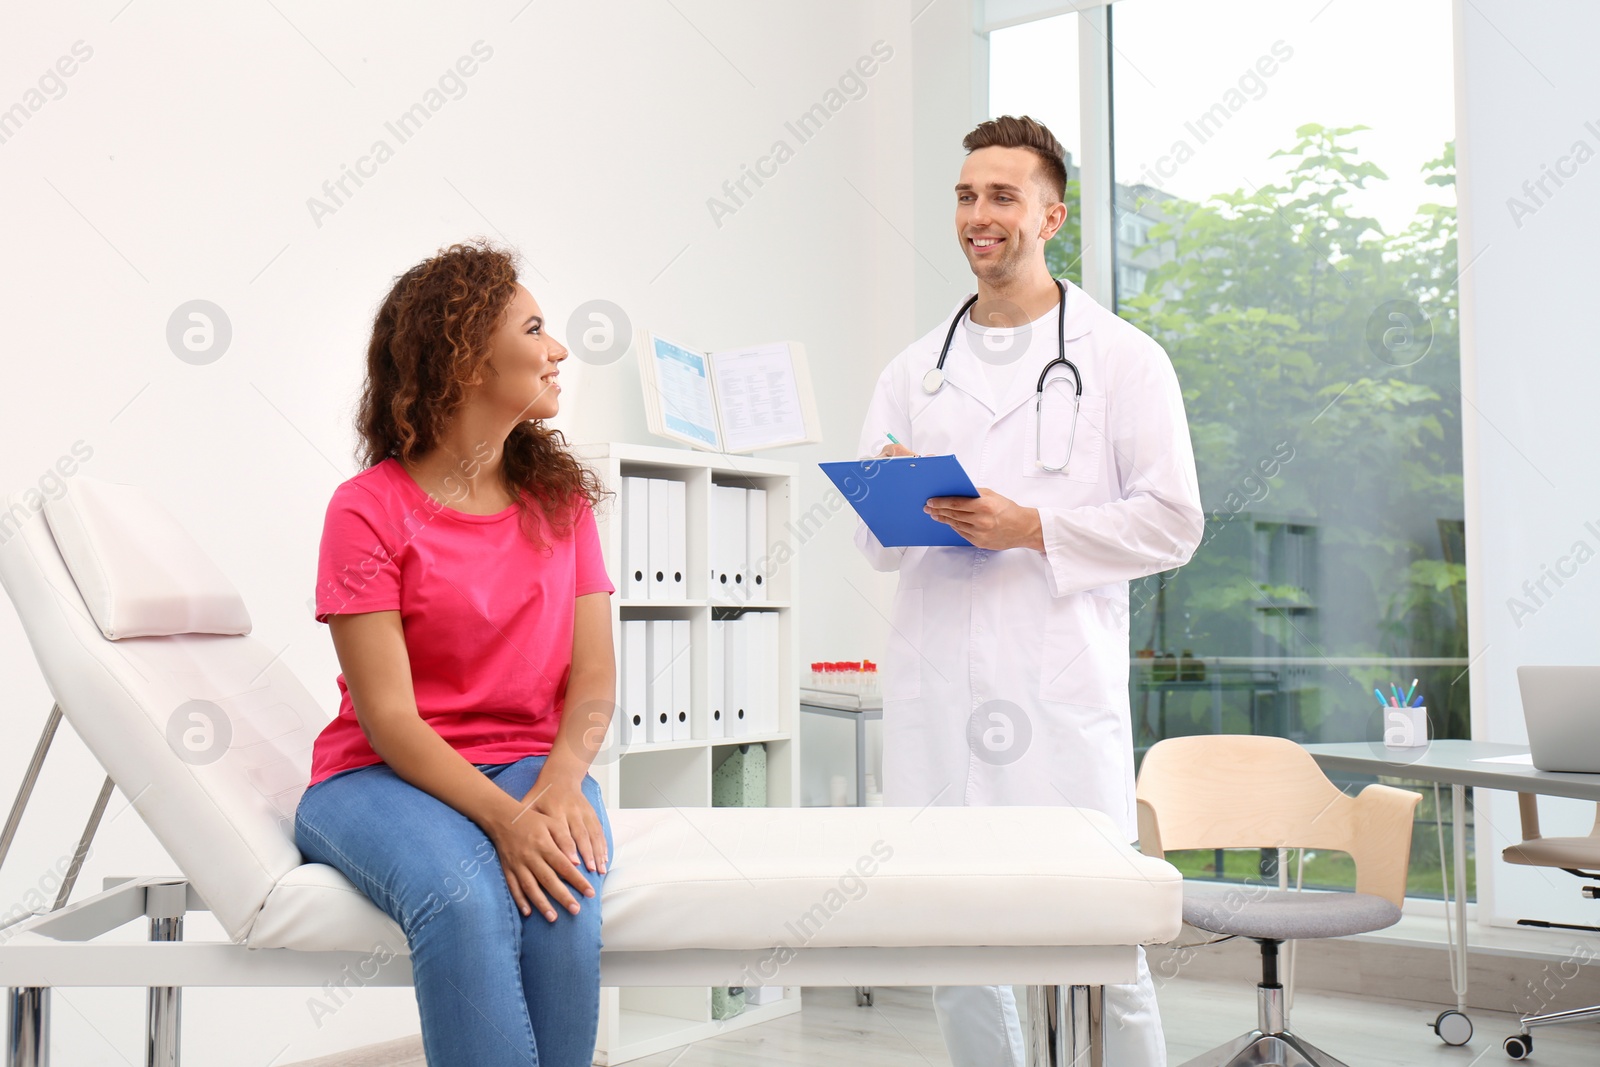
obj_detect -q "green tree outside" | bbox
[1059,126,1468,896]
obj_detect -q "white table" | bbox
[1302,739,1600,1046]
[798,687,882,808]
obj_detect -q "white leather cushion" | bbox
[41,476,251,639]
[600,806,1181,950]
[247,805,1183,953]
[250,863,405,952]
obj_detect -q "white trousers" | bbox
[931,946,1166,1066]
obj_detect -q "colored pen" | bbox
[1391,684,1403,707]
[1410,692,1424,707]
[886,432,902,446]
[1374,688,1388,708]
[1404,678,1418,705]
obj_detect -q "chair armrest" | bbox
[1136,799,1165,859]
[1349,783,1422,909]
[1515,792,1542,842]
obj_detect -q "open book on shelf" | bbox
[635,329,821,454]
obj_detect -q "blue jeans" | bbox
[294,756,613,1067]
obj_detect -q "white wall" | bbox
[13,0,1592,1055]
[0,2,966,1061]
[913,0,990,327]
[1455,0,1600,928]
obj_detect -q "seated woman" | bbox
[295,240,615,1067]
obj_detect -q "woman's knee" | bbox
[523,875,605,953]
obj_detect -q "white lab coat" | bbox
[854,279,1203,839]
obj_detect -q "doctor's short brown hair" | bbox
[962,115,1068,204]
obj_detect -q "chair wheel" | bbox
[1432,1009,1473,1045]
[1504,1033,1532,1059]
[855,986,874,1007]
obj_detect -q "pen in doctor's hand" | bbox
[878,432,915,459]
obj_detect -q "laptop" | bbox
[1516,666,1600,773]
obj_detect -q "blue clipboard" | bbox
[819,454,980,547]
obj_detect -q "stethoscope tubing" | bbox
[924,278,1084,473]
[928,279,1083,398]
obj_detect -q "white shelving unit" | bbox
[574,441,802,1066]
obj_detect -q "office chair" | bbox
[1137,734,1422,1067]
[1497,795,1600,1059]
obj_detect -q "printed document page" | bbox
[650,335,721,448]
[711,342,808,452]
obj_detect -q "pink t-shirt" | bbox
[306,457,614,787]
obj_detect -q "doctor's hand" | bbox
[925,488,1046,553]
[876,442,916,458]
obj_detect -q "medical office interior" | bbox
[2,0,1598,1064]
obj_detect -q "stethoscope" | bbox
[920,277,1082,473]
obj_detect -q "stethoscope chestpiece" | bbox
[921,368,945,394]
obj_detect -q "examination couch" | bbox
[0,477,1183,1066]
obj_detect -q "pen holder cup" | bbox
[1382,705,1430,749]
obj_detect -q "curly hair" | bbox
[356,239,606,545]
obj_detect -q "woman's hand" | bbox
[492,591,614,922]
[487,777,607,922]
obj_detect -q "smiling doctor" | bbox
[854,116,1203,1066]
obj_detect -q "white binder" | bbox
[742,612,761,736]
[739,607,758,735]
[647,479,669,600]
[671,618,691,740]
[621,477,648,600]
[621,618,647,746]
[667,479,687,599]
[646,618,672,742]
[769,611,783,734]
[709,485,729,599]
[756,611,781,734]
[748,611,770,734]
[713,485,747,602]
[745,487,767,602]
[708,493,722,597]
[723,614,749,737]
[708,616,725,739]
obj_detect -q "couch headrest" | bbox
[39,476,251,640]
[0,485,323,942]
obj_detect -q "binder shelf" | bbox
[574,441,802,1064]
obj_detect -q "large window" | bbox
[990,0,1467,899]
[1112,0,1464,897]
[988,12,1083,285]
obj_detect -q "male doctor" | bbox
[853,116,1203,1065]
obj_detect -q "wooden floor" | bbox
[283,978,1599,1066]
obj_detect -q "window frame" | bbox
[976,0,1121,304]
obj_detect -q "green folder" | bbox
[713,743,767,807]
[712,985,746,1019]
